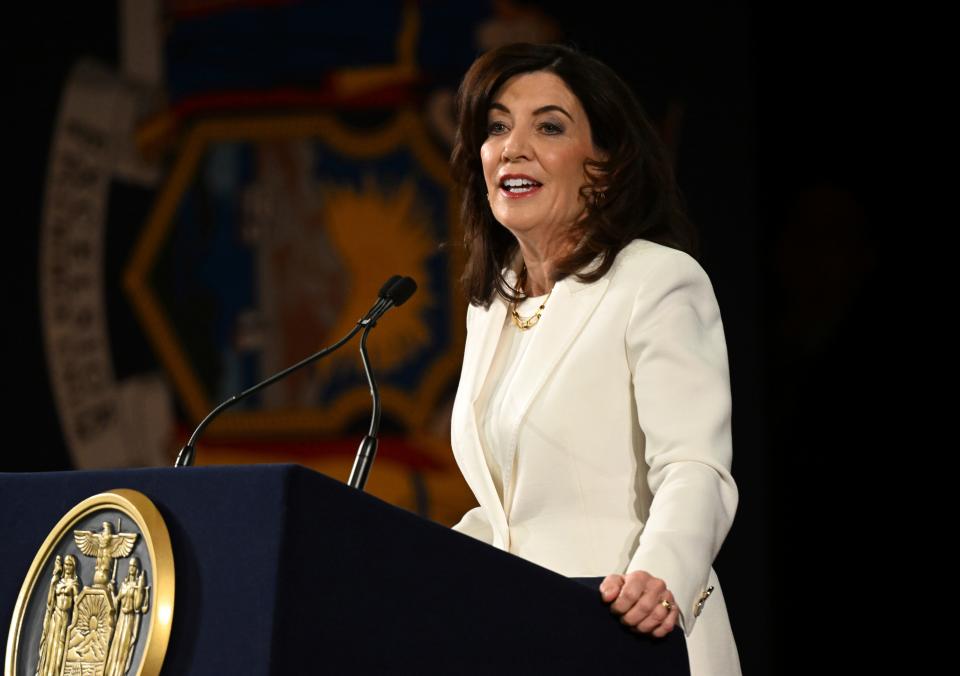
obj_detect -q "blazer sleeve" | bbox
[623,250,739,638]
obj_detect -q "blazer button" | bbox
[694,586,715,617]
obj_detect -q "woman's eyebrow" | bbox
[488,103,574,121]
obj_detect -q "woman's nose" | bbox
[502,128,532,161]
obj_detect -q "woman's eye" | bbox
[487,121,507,134]
[540,122,563,134]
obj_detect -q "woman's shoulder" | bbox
[607,238,710,288]
[606,239,723,329]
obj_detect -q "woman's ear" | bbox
[585,152,608,186]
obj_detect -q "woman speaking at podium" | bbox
[447,43,741,676]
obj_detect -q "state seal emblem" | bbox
[5,490,173,676]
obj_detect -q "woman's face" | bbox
[481,70,604,246]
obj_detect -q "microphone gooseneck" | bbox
[347,276,417,490]
[174,275,404,468]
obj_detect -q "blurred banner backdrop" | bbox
[37,0,575,527]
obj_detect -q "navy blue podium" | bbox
[1,464,689,674]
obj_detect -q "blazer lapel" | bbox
[468,295,509,405]
[456,266,611,543]
[455,287,510,548]
[495,272,611,514]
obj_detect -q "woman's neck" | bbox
[515,237,575,296]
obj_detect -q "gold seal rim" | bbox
[4,488,175,676]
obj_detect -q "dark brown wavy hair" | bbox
[450,42,700,307]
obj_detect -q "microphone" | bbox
[174,275,404,468]
[364,275,402,322]
[386,275,417,305]
[347,276,417,490]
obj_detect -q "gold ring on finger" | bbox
[660,599,673,611]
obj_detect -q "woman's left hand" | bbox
[600,571,680,637]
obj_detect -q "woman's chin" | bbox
[497,218,545,237]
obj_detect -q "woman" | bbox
[448,43,741,676]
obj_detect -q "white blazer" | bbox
[449,238,742,676]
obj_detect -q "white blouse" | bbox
[474,292,549,512]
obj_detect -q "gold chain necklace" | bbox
[510,266,553,330]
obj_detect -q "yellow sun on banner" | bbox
[318,174,435,374]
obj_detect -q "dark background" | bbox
[4,2,899,673]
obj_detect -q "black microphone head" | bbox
[378,275,402,298]
[386,276,417,306]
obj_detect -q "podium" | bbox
[1,464,689,674]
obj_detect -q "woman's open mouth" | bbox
[499,177,543,199]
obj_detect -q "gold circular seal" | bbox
[5,489,174,676]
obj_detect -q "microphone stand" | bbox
[347,318,382,490]
[174,283,399,468]
[345,275,415,490]
[174,322,367,467]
